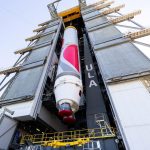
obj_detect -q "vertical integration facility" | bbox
[0,0,150,149]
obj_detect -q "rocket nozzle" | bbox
[63,115,76,124]
[58,103,73,117]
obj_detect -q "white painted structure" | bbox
[108,78,150,150]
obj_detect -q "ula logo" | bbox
[86,64,98,88]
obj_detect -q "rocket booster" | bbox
[54,26,83,123]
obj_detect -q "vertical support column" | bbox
[78,0,87,8]
[83,34,118,150]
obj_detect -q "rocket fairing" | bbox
[54,26,83,123]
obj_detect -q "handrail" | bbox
[20,127,116,147]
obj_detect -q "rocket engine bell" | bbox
[54,26,83,123]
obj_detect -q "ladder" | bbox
[95,113,115,136]
[83,140,102,150]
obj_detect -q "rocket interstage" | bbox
[54,26,83,124]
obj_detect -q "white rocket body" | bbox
[54,26,83,123]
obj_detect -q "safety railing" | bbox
[21,127,116,147]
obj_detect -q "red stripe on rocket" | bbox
[63,44,80,72]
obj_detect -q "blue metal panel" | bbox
[81,7,94,14]
[48,19,60,26]
[23,46,51,65]
[85,16,108,29]
[44,25,58,33]
[88,25,122,46]
[95,42,150,81]
[82,11,100,20]
[35,33,54,45]
[1,66,44,101]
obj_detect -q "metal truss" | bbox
[104,4,150,49]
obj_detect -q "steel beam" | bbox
[0,66,21,75]
[25,30,56,42]
[14,47,33,54]
[116,11,145,29]
[111,10,141,24]
[125,28,150,40]
[33,26,48,32]
[101,4,125,16]
[95,1,114,10]
[116,24,142,30]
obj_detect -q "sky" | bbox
[0,0,150,71]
